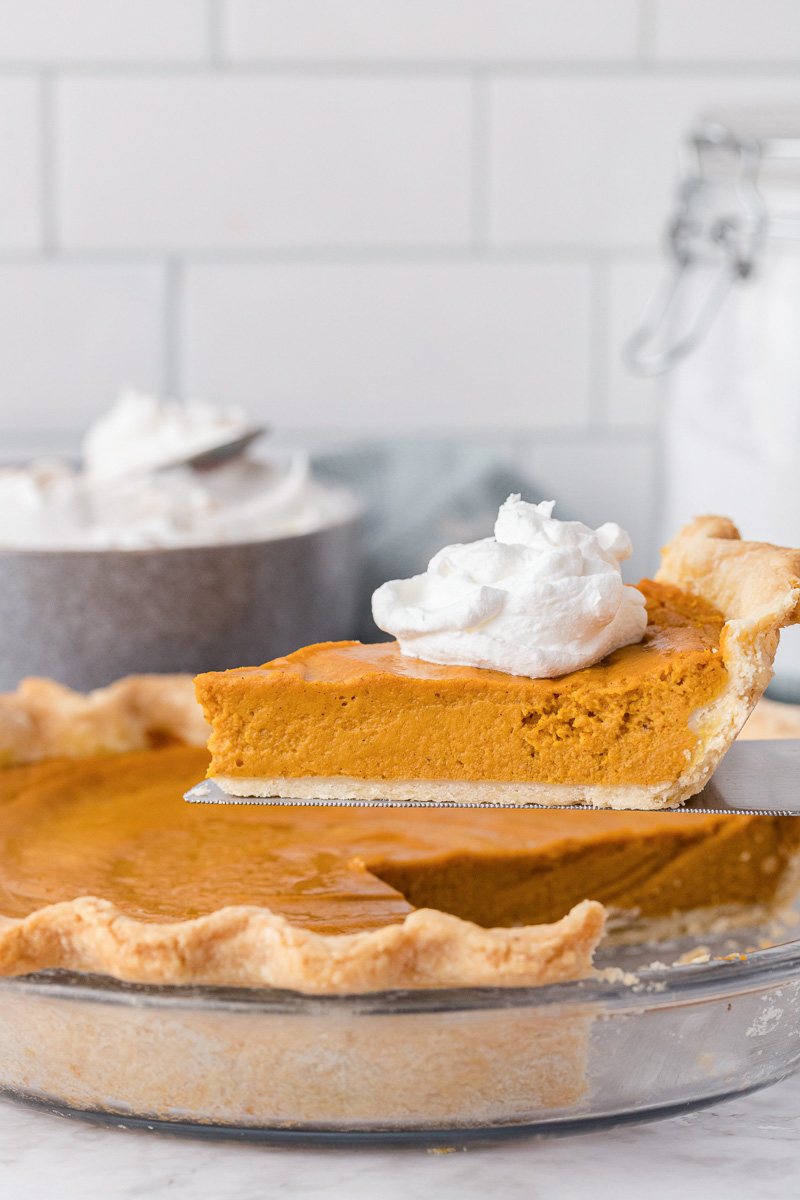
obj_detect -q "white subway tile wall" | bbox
[0,1,208,63]
[0,0,798,542]
[222,1,641,63]
[57,76,473,249]
[181,261,592,429]
[489,75,800,249]
[0,263,165,431]
[653,0,800,63]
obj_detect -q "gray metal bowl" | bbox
[0,515,362,692]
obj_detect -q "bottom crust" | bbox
[602,848,800,948]
[212,773,681,810]
[604,897,800,948]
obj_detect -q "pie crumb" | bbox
[676,946,712,965]
[596,966,639,986]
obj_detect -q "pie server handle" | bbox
[184,739,800,816]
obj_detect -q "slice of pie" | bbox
[195,516,800,810]
[0,675,797,994]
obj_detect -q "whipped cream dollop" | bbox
[0,390,357,550]
[372,495,648,679]
[83,387,253,481]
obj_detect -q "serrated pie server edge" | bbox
[184,739,800,816]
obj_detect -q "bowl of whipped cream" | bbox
[0,390,361,691]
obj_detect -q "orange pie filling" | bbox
[196,581,728,789]
[0,738,795,1124]
[0,743,796,945]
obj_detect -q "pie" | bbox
[0,674,797,993]
[195,516,800,810]
[0,512,798,994]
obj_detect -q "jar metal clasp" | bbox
[624,125,767,377]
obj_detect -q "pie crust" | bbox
[0,673,210,766]
[0,892,604,993]
[651,515,800,806]
[198,517,800,810]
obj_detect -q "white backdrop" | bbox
[1,0,799,569]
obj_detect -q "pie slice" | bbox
[195,517,800,810]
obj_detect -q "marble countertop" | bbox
[1,1072,798,1200]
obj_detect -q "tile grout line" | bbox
[2,60,800,77]
[39,70,57,255]
[0,245,662,266]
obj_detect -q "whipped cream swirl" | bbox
[372,495,648,679]
[83,387,253,481]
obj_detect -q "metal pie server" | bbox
[185,739,800,816]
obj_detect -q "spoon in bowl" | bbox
[154,426,268,474]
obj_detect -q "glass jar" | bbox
[627,108,800,700]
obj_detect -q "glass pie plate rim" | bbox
[1,906,799,1143]
[2,922,800,1014]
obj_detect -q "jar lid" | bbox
[691,107,800,210]
[695,106,800,159]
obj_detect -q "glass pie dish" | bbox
[0,903,798,1141]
